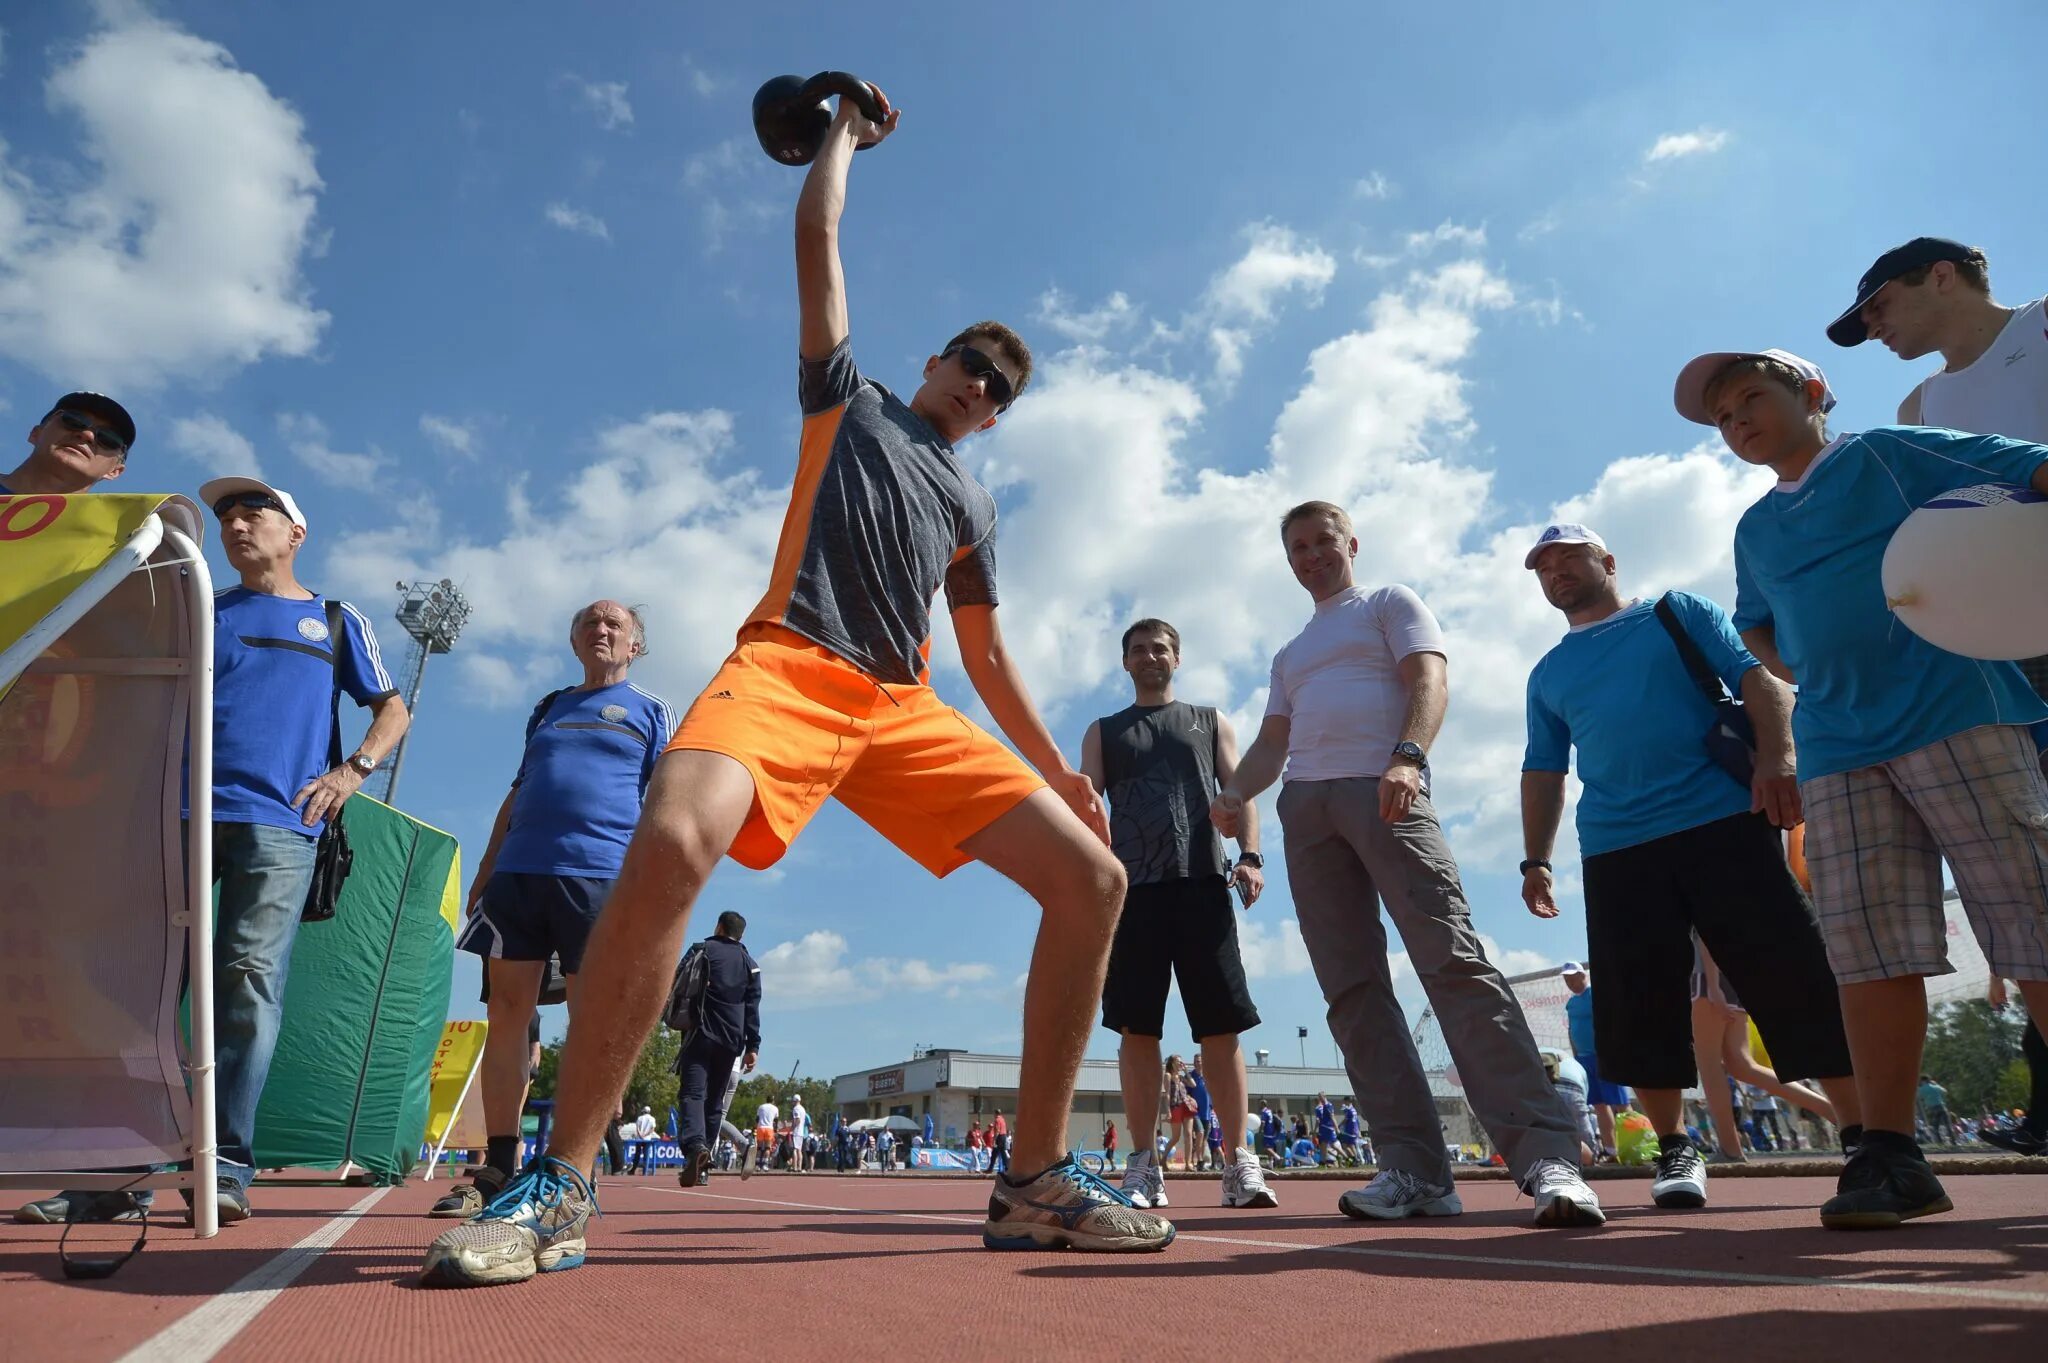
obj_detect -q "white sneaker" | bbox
[1337,1167,1463,1221]
[1118,1150,1153,1210]
[1524,1157,1606,1227]
[1222,1147,1278,1209]
[1147,1156,1169,1209]
[1650,1140,1708,1209]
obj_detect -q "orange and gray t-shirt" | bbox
[745,339,999,685]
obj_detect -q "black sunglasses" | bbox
[212,492,289,519]
[943,345,1016,412]
[52,408,128,455]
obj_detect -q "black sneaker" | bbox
[1978,1127,2048,1157]
[677,1149,714,1188]
[14,1191,146,1224]
[430,1165,507,1218]
[182,1177,251,1225]
[1839,1123,1864,1158]
[1820,1136,1952,1229]
[1650,1140,1708,1209]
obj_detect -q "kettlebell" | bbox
[752,71,888,166]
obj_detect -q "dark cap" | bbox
[1827,237,1976,348]
[47,392,138,451]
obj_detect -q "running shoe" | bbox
[677,1147,715,1187]
[1978,1127,2047,1157]
[1650,1140,1708,1209]
[179,1177,250,1225]
[1337,1167,1463,1221]
[982,1153,1175,1252]
[14,1192,146,1225]
[1118,1149,1158,1210]
[1820,1134,1952,1229]
[429,1167,506,1219]
[1523,1157,1606,1227]
[1221,1147,1279,1209]
[419,1157,596,1287]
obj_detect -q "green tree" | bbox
[527,1025,681,1119]
[1993,1058,2031,1115]
[1921,1000,2023,1115]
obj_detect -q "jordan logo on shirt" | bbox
[2006,345,2029,367]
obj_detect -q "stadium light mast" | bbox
[370,578,470,805]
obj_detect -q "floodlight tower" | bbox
[369,578,471,804]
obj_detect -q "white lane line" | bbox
[114,1187,392,1363]
[650,1185,2048,1308]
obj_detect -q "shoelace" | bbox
[1367,1167,1428,1200]
[1058,1157,1140,1208]
[479,1156,599,1220]
[1523,1158,1582,1197]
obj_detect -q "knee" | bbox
[634,806,726,884]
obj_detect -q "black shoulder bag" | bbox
[1653,593,1757,789]
[301,600,355,922]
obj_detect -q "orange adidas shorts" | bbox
[666,623,1044,877]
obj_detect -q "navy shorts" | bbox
[457,871,612,973]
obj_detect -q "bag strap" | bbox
[1653,594,1733,705]
[323,598,348,772]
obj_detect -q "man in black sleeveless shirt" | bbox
[1082,619,1276,1210]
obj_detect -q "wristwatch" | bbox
[347,753,377,777]
[1236,851,1264,869]
[1519,858,1552,875]
[1390,741,1427,767]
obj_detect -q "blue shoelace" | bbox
[1055,1155,1138,1208]
[479,1156,600,1221]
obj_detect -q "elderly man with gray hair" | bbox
[433,601,676,1217]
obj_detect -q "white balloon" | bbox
[1882,483,2048,661]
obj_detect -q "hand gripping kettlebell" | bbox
[751,71,887,166]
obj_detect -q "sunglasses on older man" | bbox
[51,409,128,456]
[212,492,290,520]
[942,344,1015,412]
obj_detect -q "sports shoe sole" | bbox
[1820,1194,1954,1230]
[980,1220,1176,1252]
[1532,1194,1606,1227]
[419,1236,587,1287]
[1338,1192,1463,1221]
[1223,1187,1279,1209]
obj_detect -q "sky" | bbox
[6,0,2046,1083]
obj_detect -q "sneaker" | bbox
[1222,1147,1279,1209]
[1651,1140,1708,1209]
[1820,1137,1953,1230]
[1839,1123,1864,1159]
[982,1153,1174,1252]
[677,1148,714,1188]
[1337,1168,1463,1221]
[180,1177,250,1225]
[420,1158,596,1287]
[1523,1157,1605,1227]
[1979,1127,2047,1157]
[429,1167,506,1219]
[1118,1150,1155,1210]
[14,1191,146,1225]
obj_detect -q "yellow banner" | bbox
[0,493,173,700]
[423,1019,490,1148]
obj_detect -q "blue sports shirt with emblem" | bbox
[493,681,677,878]
[203,588,397,835]
[1732,426,2048,780]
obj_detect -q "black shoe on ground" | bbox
[1650,1139,1708,1209]
[1839,1123,1864,1158]
[678,1149,714,1188]
[14,1192,146,1224]
[1820,1133,1952,1229]
[1978,1127,2048,1157]
[182,1177,251,1225]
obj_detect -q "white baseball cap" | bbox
[199,475,308,530]
[1559,960,1587,977]
[1673,348,1838,427]
[1524,523,1607,570]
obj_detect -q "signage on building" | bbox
[935,1057,949,1086]
[868,1068,904,1097]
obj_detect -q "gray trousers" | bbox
[1278,778,1580,1186]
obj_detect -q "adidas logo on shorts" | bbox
[708,690,735,700]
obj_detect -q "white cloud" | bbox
[419,413,478,459]
[1518,212,1560,242]
[758,931,996,1007]
[564,76,633,131]
[1354,171,1395,200]
[679,55,721,99]
[1036,287,1139,343]
[1644,127,1729,163]
[680,138,782,253]
[1405,221,1487,254]
[277,411,389,491]
[168,412,264,480]
[0,9,327,388]
[544,202,610,242]
[1206,223,1336,323]
[1239,917,1314,979]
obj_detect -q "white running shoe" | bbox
[1525,1157,1606,1227]
[1650,1140,1708,1210]
[1118,1150,1154,1210]
[982,1154,1175,1252]
[1337,1167,1463,1221]
[1222,1147,1279,1209]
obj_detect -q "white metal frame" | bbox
[0,507,219,1236]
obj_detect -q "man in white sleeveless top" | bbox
[1827,236,2048,703]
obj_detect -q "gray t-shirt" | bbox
[744,339,999,685]
[1099,700,1229,884]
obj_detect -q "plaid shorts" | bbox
[1802,724,2048,985]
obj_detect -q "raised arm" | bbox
[795,86,897,360]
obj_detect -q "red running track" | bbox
[3,1171,2046,1362]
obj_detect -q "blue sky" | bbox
[5,0,2045,1081]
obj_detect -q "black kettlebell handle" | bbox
[796,71,887,127]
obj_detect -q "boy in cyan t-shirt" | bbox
[1675,346,2048,1231]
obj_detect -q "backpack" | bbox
[664,943,710,1041]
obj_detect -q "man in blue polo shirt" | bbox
[432,600,675,1217]
[1676,346,2048,1228]
[1520,523,1857,1213]
[1,391,135,496]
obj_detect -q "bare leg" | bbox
[543,750,757,1172]
[1838,977,1928,1135]
[483,959,547,1144]
[1201,1035,1250,1165]
[961,788,1127,1176]
[1691,1002,1743,1156]
[1720,1020,1838,1125]
[1636,1088,1684,1138]
[1593,1103,1617,1154]
[1117,1031,1162,1153]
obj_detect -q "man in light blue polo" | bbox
[433,600,675,1217]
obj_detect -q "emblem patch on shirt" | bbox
[298,616,330,642]
[600,704,628,722]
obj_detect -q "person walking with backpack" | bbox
[672,912,761,1187]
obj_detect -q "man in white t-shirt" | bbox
[1827,235,2048,704]
[1212,499,1602,1228]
